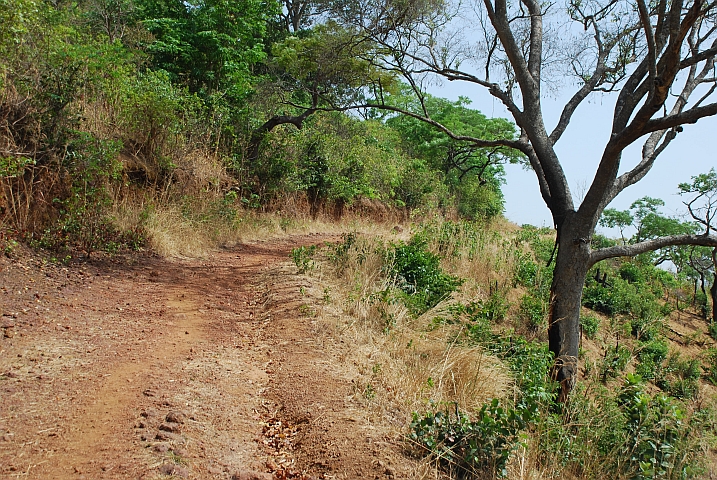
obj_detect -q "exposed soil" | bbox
[0,235,416,479]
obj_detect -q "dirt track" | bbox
[0,235,413,479]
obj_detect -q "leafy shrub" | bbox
[291,244,317,274]
[454,178,504,221]
[474,290,510,323]
[591,234,618,248]
[328,232,357,270]
[658,353,701,399]
[583,270,664,322]
[619,262,644,283]
[515,225,555,264]
[599,343,632,381]
[709,321,717,341]
[410,399,535,478]
[630,316,664,342]
[705,348,717,385]
[390,237,462,314]
[580,314,600,339]
[617,374,697,479]
[635,339,669,381]
[519,294,546,331]
[514,253,538,288]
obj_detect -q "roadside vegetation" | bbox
[293,219,717,479]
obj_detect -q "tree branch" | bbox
[590,233,717,265]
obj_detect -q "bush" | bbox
[580,314,600,339]
[390,237,462,314]
[291,244,317,274]
[657,353,701,399]
[514,253,538,288]
[635,339,669,381]
[454,178,504,221]
[519,294,546,331]
[410,399,535,478]
[599,343,632,381]
[705,348,717,385]
[616,374,701,478]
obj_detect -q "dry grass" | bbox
[310,232,513,425]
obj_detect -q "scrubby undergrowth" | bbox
[292,219,717,479]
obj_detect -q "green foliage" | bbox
[119,70,205,164]
[519,293,546,331]
[514,252,539,287]
[583,262,665,322]
[410,399,535,477]
[390,236,462,314]
[137,0,277,97]
[617,374,694,478]
[704,348,717,385]
[580,314,600,339]
[469,291,511,324]
[635,339,669,381]
[599,342,632,380]
[657,353,701,399]
[291,244,317,274]
[384,91,520,220]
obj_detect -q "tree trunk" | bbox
[711,248,717,323]
[700,271,708,319]
[549,221,591,402]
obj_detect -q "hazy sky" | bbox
[434,81,717,232]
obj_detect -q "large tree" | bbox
[328,0,717,400]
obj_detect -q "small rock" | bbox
[172,448,187,457]
[1,319,15,329]
[231,471,274,480]
[158,463,189,478]
[136,420,147,429]
[2,371,18,379]
[159,422,181,433]
[141,408,159,418]
[142,389,156,397]
[3,328,14,339]
[155,431,185,444]
[165,411,187,424]
[154,443,170,453]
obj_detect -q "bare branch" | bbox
[642,102,717,131]
[590,234,717,265]
[637,0,658,82]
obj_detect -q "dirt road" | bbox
[0,235,412,479]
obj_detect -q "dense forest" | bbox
[3,0,717,478]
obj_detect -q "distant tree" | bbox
[679,169,717,322]
[329,0,717,399]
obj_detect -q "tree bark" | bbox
[712,247,717,323]
[548,217,592,402]
[246,111,315,163]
